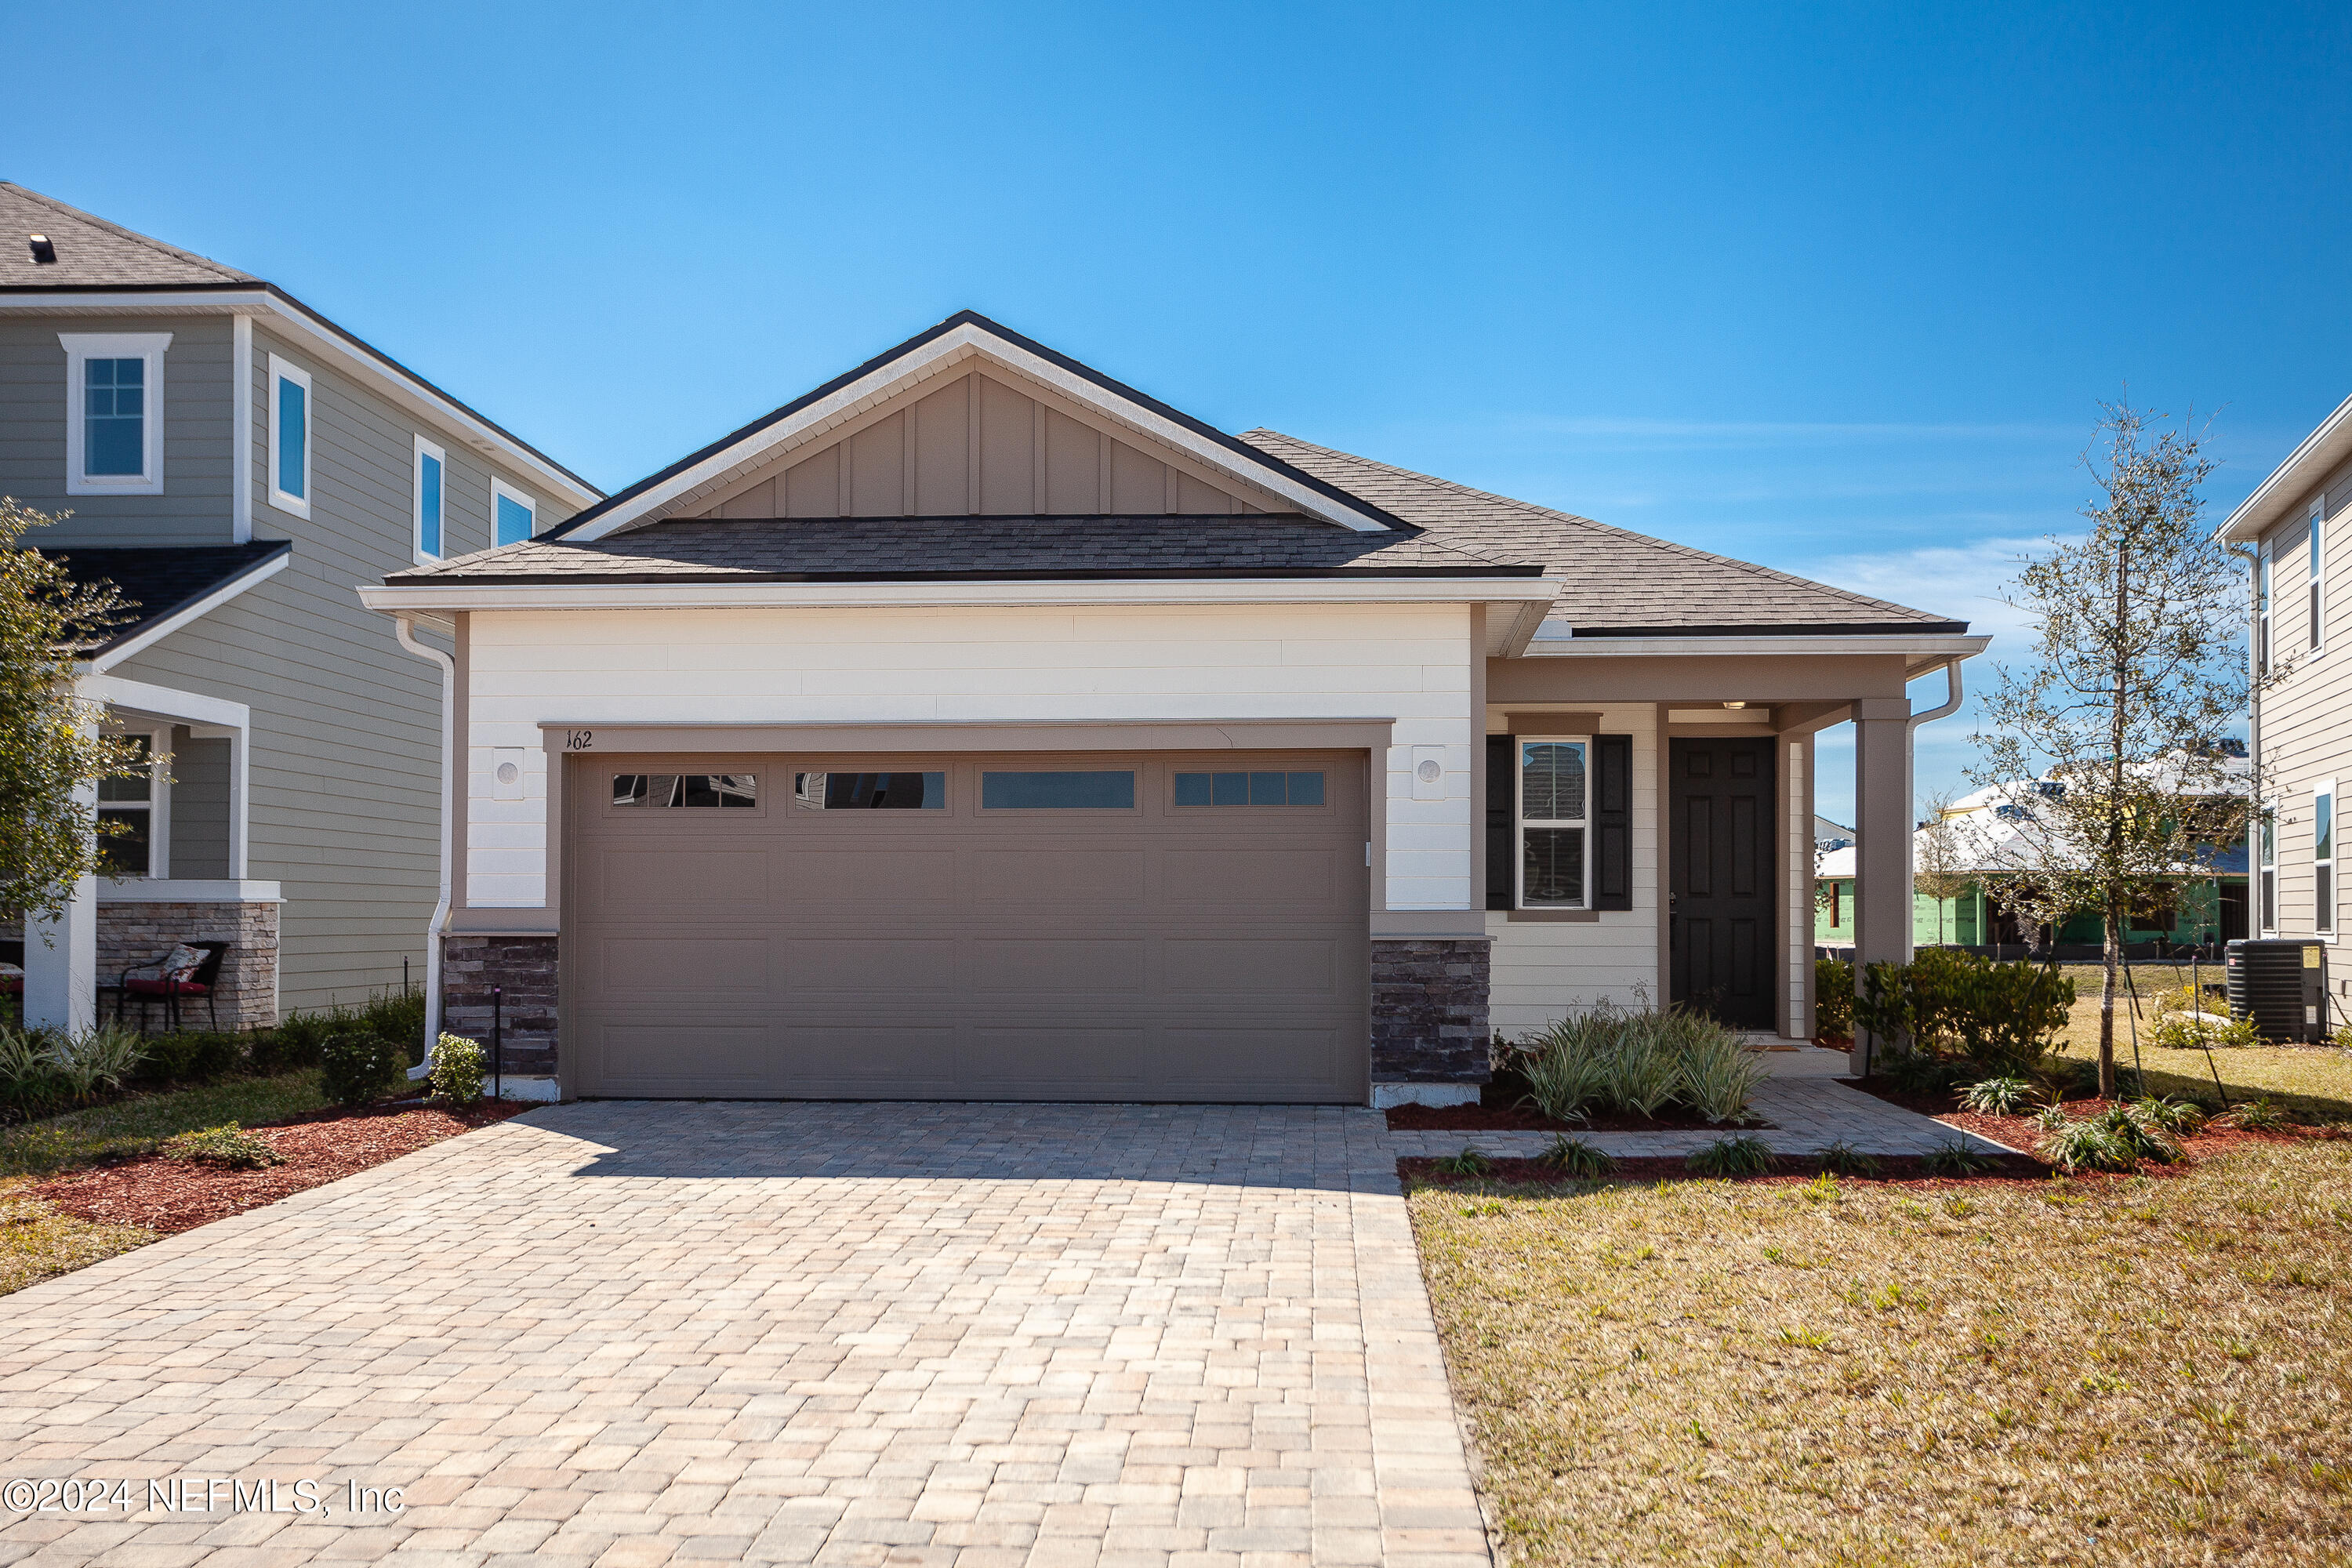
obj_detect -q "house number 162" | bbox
[564,730,594,750]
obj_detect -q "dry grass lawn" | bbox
[1410,1142,2352,1566]
[2046,964,2352,1123]
[0,1178,154,1297]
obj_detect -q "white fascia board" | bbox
[357,575,1559,615]
[76,673,251,731]
[98,878,282,903]
[0,289,600,511]
[2219,390,2352,543]
[83,548,290,673]
[566,321,1394,540]
[1523,633,1992,659]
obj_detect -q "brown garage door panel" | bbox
[564,751,1369,1102]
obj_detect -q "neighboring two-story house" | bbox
[2,183,599,1033]
[2221,392,2352,993]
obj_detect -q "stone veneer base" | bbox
[1370,937,1492,1087]
[442,935,557,1077]
[97,901,279,1030]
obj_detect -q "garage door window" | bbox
[981,771,1134,809]
[794,771,946,810]
[1172,771,1324,807]
[612,773,758,808]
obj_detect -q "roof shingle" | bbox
[0,183,254,290]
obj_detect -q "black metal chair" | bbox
[119,940,229,1032]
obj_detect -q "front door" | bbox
[1669,737,1776,1029]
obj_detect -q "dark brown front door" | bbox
[1669,737,1776,1029]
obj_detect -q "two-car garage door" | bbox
[561,751,1369,1102]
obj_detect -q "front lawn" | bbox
[1410,1142,2352,1566]
[0,1069,330,1177]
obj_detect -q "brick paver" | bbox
[0,1104,1491,1567]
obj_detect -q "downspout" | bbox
[392,614,455,1072]
[2227,543,2260,942]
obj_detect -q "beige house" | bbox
[2221,392,2352,980]
[2,184,598,1032]
[361,314,1984,1104]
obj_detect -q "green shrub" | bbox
[1960,1076,2037,1115]
[1887,1051,1971,1097]
[2225,1097,2294,1131]
[1814,960,1854,1041]
[360,989,428,1066]
[252,1009,339,1073]
[427,1033,485,1104]
[2150,1011,2260,1050]
[1688,1135,1777,1178]
[319,1027,407,1109]
[136,1030,246,1085]
[1513,1005,1762,1125]
[1817,1140,1880,1178]
[1855,953,2072,1076]
[1540,1134,1616,1178]
[160,1123,282,1169]
[1922,1140,1994,1176]
[2132,1095,2209,1135]
[1519,1013,1613,1123]
[1435,1146,1496,1177]
[2038,1103,2184,1172]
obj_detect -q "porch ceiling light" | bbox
[1722,701,1747,710]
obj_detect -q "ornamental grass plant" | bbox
[1512,1004,1765,1126]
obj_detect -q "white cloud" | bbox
[1800,535,2065,648]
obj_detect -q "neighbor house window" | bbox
[268,354,312,517]
[97,734,165,877]
[2260,810,2276,932]
[1172,771,1325,806]
[612,774,758,808]
[980,771,1134,809]
[1518,738,1588,908]
[414,435,446,561]
[60,332,170,495]
[2311,504,2327,652]
[492,477,537,546]
[2257,541,2273,674]
[793,771,944,810]
[2318,782,2335,935]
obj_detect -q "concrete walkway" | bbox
[0,1104,1490,1568]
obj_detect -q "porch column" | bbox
[1852,698,1914,1073]
[24,777,98,1035]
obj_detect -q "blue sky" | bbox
[13,0,2350,822]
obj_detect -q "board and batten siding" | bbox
[460,602,1479,915]
[0,314,234,546]
[2255,450,2352,953]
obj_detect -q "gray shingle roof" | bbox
[1240,430,1965,634]
[387,515,1538,583]
[0,183,255,289]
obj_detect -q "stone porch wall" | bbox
[1370,937,1492,1083]
[96,901,279,1030]
[443,935,557,1077]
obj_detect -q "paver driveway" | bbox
[0,1103,1490,1567]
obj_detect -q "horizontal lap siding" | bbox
[463,603,1478,915]
[1486,703,1661,1036]
[0,314,232,545]
[2259,455,2352,944]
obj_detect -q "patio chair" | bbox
[119,940,229,1033]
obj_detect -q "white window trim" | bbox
[2258,539,2274,674]
[414,434,448,564]
[267,354,314,519]
[60,332,171,495]
[2310,503,2327,655]
[2318,780,2336,938]
[1515,734,1592,910]
[98,728,172,880]
[490,476,537,546]
[2260,808,2278,935]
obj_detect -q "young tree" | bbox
[0,497,143,927]
[1972,405,2250,1096]
[1913,793,1972,946]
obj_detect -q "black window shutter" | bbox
[1486,734,1515,909]
[1594,734,1633,910]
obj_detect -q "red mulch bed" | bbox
[1847,1076,2336,1176]
[31,1098,532,1235]
[1386,1103,1773,1133]
[1399,1150,2049,1189]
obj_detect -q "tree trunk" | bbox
[2099,899,2121,1099]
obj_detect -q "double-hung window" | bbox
[2259,810,2277,932]
[60,332,170,495]
[492,477,537,546]
[414,436,446,561]
[97,734,167,878]
[2318,783,2336,935]
[2258,541,2273,674]
[268,354,312,517]
[1518,738,1588,908]
[2311,504,2327,653]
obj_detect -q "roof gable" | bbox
[546,313,1401,541]
[0,183,254,289]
